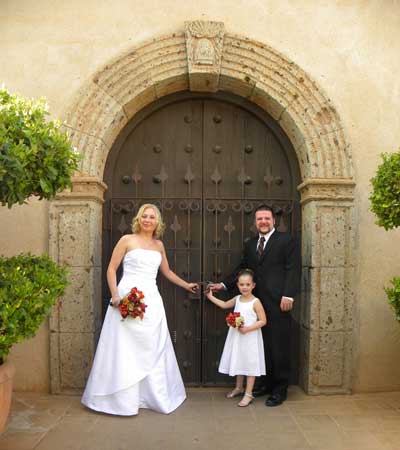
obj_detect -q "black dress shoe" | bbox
[265,394,286,407]
[252,386,270,398]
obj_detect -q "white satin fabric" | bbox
[219,296,266,377]
[81,249,186,415]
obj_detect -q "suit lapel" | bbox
[259,231,279,263]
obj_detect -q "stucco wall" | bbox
[1,0,399,392]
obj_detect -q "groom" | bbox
[208,205,300,406]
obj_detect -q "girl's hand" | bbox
[205,289,214,300]
[238,326,249,335]
[186,283,199,293]
[111,296,121,307]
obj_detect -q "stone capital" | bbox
[185,20,225,92]
[298,178,355,205]
[55,176,108,204]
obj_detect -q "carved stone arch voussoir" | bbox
[62,23,353,184]
[50,21,356,395]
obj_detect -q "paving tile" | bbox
[341,414,400,432]
[174,414,217,433]
[6,408,61,433]
[373,432,400,450]
[376,416,400,432]
[252,401,292,416]
[255,414,300,433]
[215,415,259,433]
[287,400,327,415]
[7,394,74,433]
[65,397,94,417]
[186,388,215,402]
[174,432,218,450]
[303,429,387,450]
[3,390,400,450]
[294,414,340,432]
[340,430,385,449]
[330,413,378,431]
[34,416,98,450]
[212,398,257,420]
[311,399,360,415]
[173,399,212,418]
[92,412,152,432]
[381,399,400,411]
[257,430,311,449]
[0,431,46,450]
[13,394,75,416]
[353,399,397,412]
[175,431,271,450]
[84,431,177,450]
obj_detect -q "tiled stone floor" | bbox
[1,387,400,450]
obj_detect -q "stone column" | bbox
[49,177,106,394]
[298,179,356,394]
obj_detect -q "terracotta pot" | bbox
[0,360,15,433]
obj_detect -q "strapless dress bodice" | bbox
[121,249,162,282]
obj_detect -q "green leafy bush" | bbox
[370,152,400,230]
[0,254,69,363]
[385,277,400,323]
[0,87,80,208]
[370,151,400,324]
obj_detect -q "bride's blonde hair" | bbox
[131,203,165,238]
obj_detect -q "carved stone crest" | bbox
[185,20,225,92]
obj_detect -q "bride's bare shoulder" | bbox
[117,234,137,247]
[153,239,165,252]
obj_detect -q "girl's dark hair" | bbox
[237,268,255,280]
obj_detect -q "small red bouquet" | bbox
[116,287,147,320]
[226,312,244,329]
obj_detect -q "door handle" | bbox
[188,281,212,300]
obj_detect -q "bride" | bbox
[81,203,198,415]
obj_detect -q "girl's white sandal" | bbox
[226,387,245,399]
[238,393,254,407]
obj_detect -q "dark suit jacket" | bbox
[223,231,300,319]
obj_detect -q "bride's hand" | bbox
[186,283,199,293]
[111,296,121,307]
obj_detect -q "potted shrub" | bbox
[0,254,69,431]
[0,86,79,431]
[370,151,400,323]
[385,278,400,323]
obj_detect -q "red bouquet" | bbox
[116,287,147,320]
[226,312,244,329]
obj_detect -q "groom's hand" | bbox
[206,282,224,293]
[280,297,293,312]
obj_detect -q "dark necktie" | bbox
[257,236,265,258]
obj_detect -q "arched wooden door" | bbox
[103,92,301,386]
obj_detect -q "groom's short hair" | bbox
[254,204,275,218]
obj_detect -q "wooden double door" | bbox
[103,92,301,386]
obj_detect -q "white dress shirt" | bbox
[257,227,275,251]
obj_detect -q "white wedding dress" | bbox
[81,249,186,415]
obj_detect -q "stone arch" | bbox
[50,22,355,395]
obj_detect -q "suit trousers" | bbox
[259,308,291,397]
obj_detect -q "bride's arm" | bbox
[158,242,198,293]
[107,236,129,306]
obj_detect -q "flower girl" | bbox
[206,269,267,407]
